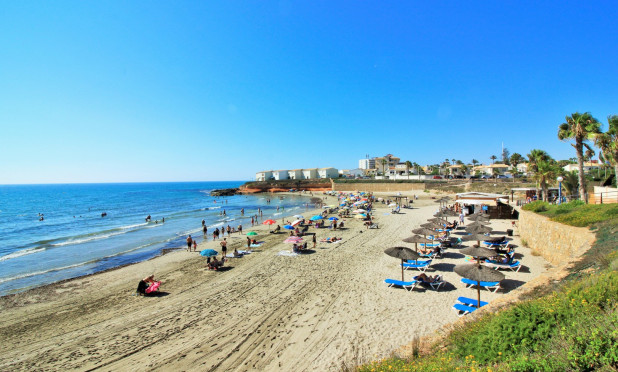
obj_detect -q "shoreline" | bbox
[0,191,320,298]
[0,191,550,371]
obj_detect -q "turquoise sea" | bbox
[0,182,312,296]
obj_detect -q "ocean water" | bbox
[0,182,313,296]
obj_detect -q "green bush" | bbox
[522,201,549,212]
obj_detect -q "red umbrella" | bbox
[262,219,276,225]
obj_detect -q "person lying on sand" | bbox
[320,237,341,243]
[419,246,440,255]
[208,257,225,270]
[415,273,440,283]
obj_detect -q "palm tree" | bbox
[381,159,387,176]
[405,160,412,180]
[562,170,580,197]
[533,160,561,201]
[528,149,552,201]
[558,112,602,201]
[490,155,497,164]
[509,153,524,175]
[595,116,618,179]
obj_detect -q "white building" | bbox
[318,168,339,179]
[563,161,602,173]
[255,170,273,181]
[359,158,376,170]
[288,169,303,180]
[302,168,318,179]
[272,170,289,180]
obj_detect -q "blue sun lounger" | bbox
[452,297,488,316]
[484,260,522,272]
[414,274,445,290]
[401,259,432,272]
[384,278,419,291]
[457,296,489,308]
[460,278,501,292]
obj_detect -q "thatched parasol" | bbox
[384,247,420,281]
[460,246,496,262]
[467,221,491,228]
[462,233,490,246]
[454,264,505,308]
[402,235,433,252]
[412,227,438,238]
[466,225,493,235]
[421,222,443,229]
[468,214,490,222]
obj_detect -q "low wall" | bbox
[331,182,426,193]
[518,210,596,266]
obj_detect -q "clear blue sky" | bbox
[1,1,617,184]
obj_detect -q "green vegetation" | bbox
[353,203,618,372]
[522,201,618,227]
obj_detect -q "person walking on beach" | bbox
[227,225,231,235]
[247,236,251,249]
[220,238,227,258]
[459,211,465,226]
[238,224,242,234]
[186,235,193,252]
[192,239,197,252]
[312,234,316,248]
[251,216,254,226]
[203,224,208,236]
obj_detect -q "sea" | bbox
[0,182,314,296]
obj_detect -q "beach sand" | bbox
[0,192,548,371]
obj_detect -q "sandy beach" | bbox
[0,192,548,371]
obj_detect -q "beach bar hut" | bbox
[455,192,515,219]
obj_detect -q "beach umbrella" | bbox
[353,209,367,213]
[247,231,258,236]
[427,217,446,223]
[454,264,505,308]
[283,225,295,230]
[262,219,276,225]
[310,215,323,221]
[384,247,420,281]
[291,220,303,226]
[466,225,493,234]
[200,249,218,257]
[421,222,443,229]
[462,233,490,246]
[412,227,437,238]
[460,246,496,264]
[284,236,303,243]
[402,235,433,252]
[468,214,490,222]
[467,221,490,228]
[329,217,339,221]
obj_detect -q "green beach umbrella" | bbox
[247,231,258,236]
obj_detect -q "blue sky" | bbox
[1,1,617,184]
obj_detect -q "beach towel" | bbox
[145,281,161,294]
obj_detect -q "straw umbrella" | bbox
[402,235,433,252]
[454,264,505,307]
[467,221,491,228]
[412,227,437,238]
[462,233,491,247]
[468,214,490,222]
[466,225,493,235]
[421,222,443,229]
[460,245,496,265]
[384,247,420,281]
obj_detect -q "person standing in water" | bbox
[186,235,193,252]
